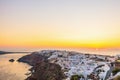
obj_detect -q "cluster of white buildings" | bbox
[39,50,116,80]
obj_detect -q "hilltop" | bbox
[18,50,118,80]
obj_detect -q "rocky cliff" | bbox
[18,51,65,80]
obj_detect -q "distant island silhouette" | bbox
[0,51,31,55]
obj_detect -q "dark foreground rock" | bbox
[18,51,65,80]
[9,59,15,62]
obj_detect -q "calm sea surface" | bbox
[0,53,31,80]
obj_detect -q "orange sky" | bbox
[0,0,120,50]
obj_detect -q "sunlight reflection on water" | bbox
[0,53,31,80]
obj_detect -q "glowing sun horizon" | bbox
[0,0,120,50]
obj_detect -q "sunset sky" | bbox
[0,0,120,51]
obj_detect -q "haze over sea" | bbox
[0,47,120,56]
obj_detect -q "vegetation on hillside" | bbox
[114,76,120,80]
[112,68,120,76]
